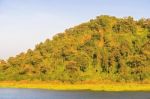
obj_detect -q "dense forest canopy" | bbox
[0,15,150,83]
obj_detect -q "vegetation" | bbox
[0,15,150,84]
[1,81,150,91]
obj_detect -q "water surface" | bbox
[0,88,150,99]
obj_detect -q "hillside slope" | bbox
[0,15,150,83]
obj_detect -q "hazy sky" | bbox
[0,0,150,59]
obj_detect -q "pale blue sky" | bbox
[0,0,150,59]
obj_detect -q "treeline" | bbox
[0,15,150,83]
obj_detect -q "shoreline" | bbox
[0,81,150,91]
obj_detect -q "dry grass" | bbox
[0,81,150,91]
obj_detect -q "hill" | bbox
[0,15,150,83]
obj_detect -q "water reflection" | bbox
[0,88,150,99]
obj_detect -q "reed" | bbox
[0,81,150,91]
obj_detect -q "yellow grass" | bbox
[0,81,150,91]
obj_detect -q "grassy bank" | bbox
[0,81,150,91]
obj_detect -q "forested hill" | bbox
[0,15,150,83]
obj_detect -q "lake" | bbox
[0,88,150,99]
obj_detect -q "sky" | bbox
[0,0,150,60]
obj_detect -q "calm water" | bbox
[0,89,150,99]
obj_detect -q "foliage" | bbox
[0,15,150,83]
